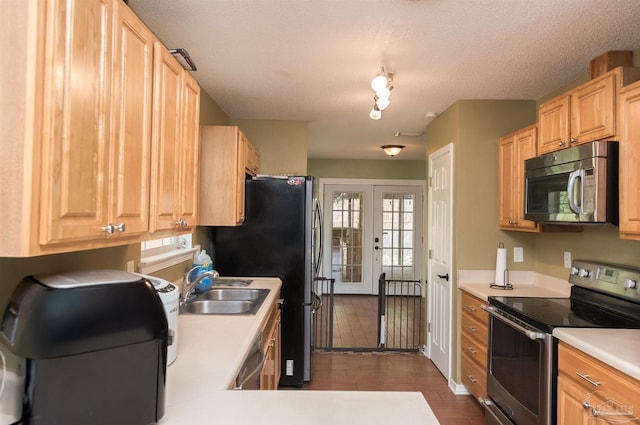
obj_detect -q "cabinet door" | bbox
[178,72,201,228]
[39,0,112,244]
[557,376,597,425]
[513,127,538,229]
[498,135,515,227]
[619,82,640,239]
[110,1,154,236]
[150,43,182,232]
[571,72,616,145]
[538,95,570,154]
[236,132,248,224]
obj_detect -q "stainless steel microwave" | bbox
[524,141,618,225]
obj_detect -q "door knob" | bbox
[437,273,449,281]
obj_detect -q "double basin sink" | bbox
[180,280,270,315]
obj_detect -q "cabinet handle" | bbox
[466,374,478,383]
[466,325,478,333]
[576,372,601,387]
[101,224,115,235]
[570,137,577,144]
[465,305,477,312]
[558,141,565,147]
[114,223,126,233]
[467,347,478,355]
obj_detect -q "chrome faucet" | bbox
[181,267,219,303]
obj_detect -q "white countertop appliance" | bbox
[0,270,168,425]
[139,274,179,365]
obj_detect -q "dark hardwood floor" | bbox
[307,293,483,424]
[304,351,485,425]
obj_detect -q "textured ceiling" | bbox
[128,0,640,160]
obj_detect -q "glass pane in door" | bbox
[331,192,363,284]
[381,193,414,280]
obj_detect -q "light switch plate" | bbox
[513,247,524,263]
[564,251,572,269]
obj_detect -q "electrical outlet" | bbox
[286,360,294,376]
[513,247,524,263]
[564,251,572,269]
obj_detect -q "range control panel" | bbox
[569,260,640,302]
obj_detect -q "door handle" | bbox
[437,273,449,281]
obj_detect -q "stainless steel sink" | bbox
[200,288,266,301]
[179,288,269,315]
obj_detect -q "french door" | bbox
[320,181,424,296]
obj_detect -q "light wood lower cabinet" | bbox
[199,126,261,226]
[260,298,282,390]
[460,291,488,400]
[557,342,640,424]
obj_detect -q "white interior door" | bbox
[322,184,373,295]
[428,144,453,379]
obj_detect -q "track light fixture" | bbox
[369,67,393,119]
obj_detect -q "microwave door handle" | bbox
[567,169,583,214]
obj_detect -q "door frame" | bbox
[426,143,454,382]
[318,178,426,297]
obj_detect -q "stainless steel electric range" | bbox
[480,260,640,425]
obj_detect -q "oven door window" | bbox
[490,318,542,415]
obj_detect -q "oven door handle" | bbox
[482,305,546,340]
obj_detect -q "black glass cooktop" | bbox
[489,286,640,334]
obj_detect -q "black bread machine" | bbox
[0,270,168,425]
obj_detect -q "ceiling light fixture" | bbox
[381,145,404,157]
[169,48,197,71]
[369,67,394,119]
[369,104,382,120]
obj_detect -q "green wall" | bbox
[231,119,308,175]
[308,159,426,179]
[425,99,539,274]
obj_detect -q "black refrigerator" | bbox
[211,176,316,387]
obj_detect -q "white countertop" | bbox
[159,277,440,425]
[553,328,640,382]
[458,270,640,385]
[458,269,572,301]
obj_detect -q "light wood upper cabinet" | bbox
[498,125,539,231]
[538,67,640,155]
[39,0,113,245]
[557,342,640,425]
[245,138,261,176]
[149,43,201,233]
[178,72,201,229]
[2,0,156,256]
[110,0,155,237]
[0,0,201,256]
[538,95,571,154]
[619,80,640,240]
[199,126,261,226]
